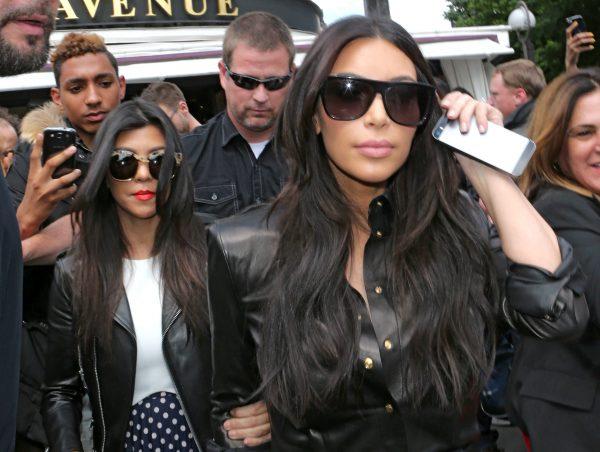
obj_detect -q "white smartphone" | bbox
[432,115,536,177]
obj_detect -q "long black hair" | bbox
[70,99,207,350]
[258,16,499,422]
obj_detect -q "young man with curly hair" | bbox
[5,32,124,451]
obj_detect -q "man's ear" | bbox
[50,86,61,107]
[179,100,190,114]
[218,60,228,90]
[118,75,127,100]
[514,87,529,106]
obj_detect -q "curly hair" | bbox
[51,32,118,85]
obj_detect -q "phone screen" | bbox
[432,116,536,176]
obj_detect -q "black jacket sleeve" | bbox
[5,140,32,209]
[41,258,84,451]
[206,224,267,451]
[501,237,589,341]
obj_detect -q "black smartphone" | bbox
[42,127,77,179]
[566,15,587,36]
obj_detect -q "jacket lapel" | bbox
[162,289,182,336]
[114,293,136,340]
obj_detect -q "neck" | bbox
[335,173,386,230]
[117,210,160,260]
[227,111,273,143]
[188,114,201,132]
[76,127,95,150]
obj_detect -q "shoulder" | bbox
[533,185,600,231]
[181,112,223,146]
[208,203,278,249]
[207,204,279,277]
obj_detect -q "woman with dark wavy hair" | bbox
[207,17,588,451]
[42,100,270,451]
[511,68,600,451]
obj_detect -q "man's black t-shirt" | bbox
[0,173,23,450]
[181,111,287,221]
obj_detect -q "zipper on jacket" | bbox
[93,342,107,452]
[162,310,202,450]
[77,345,89,392]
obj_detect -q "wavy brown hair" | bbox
[258,16,499,422]
[70,100,207,350]
[520,68,600,199]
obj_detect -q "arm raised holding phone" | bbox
[16,133,81,239]
[565,16,595,71]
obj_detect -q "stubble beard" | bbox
[0,5,55,76]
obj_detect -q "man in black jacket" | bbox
[488,59,546,136]
[182,12,294,220]
[6,32,124,450]
[0,0,58,449]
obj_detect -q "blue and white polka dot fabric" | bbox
[124,391,199,452]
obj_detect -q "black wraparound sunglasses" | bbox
[224,63,292,91]
[109,149,182,181]
[320,76,435,127]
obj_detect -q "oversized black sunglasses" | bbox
[109,149,182,181]
[224,63,292,91]
[320,76,435,127]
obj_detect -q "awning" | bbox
[0,26,514,93]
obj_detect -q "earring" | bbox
[552,161,562,173]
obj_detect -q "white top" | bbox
[248,140,269,159]
[123,257,177,405]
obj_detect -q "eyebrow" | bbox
[114,146,166,153]
[63,73,116,85]
[332,72,417,82]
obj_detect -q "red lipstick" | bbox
[134,190,155,201]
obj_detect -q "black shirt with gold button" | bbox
[206,193,587,451]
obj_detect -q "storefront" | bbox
[0,1,513,120]
[0,0,323,119]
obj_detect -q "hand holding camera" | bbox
[565,15,595,71]
[16,129,82,239]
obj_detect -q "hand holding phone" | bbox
[565,15,595,70]
[15,130,82,239]
[433,115,536,177]
[42,127,77,178]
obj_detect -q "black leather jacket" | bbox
[207,195,589,451]
[42,254,212,452]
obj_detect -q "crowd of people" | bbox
[0,1,598,452]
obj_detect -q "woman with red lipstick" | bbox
[510,68,600,450]
[42,100,271,452]
[206,17,589,451]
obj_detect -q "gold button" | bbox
[384,339,393,350]
[375,230,383,238]
[358,314,362,321]
[374,286,383,295]
[385,403,394,414]
[364,357,374,370]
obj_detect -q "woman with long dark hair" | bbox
[42,100,271,451]
[511,68,600,451]
[207,17,588,451]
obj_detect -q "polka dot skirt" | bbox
[124,391,199,452]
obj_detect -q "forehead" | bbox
[330,38,417,81]
[115,124,165,148]
[570,89,600,125]
[229,42,290,75]
[59,52,117,85]
[490,73,507,90]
